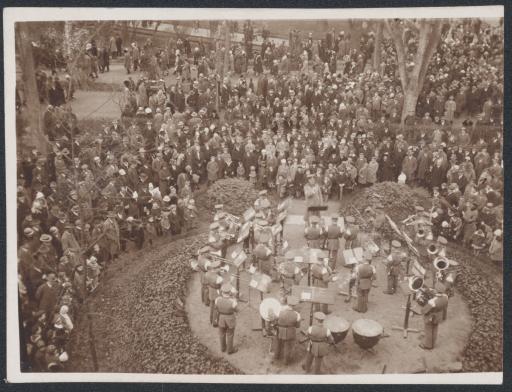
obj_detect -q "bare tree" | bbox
[16,23,48,155]
[385,19,444,126]
[373,21,384,73]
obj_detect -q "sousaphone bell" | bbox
[433,256,449,271]
[408,275,424,292]
[427,243,439,256]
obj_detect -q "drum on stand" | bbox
[259,297,282,322]
[352,319,383,350]
[324,315,350,344]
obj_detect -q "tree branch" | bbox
[417,20,443,93]
[385,19,409,90]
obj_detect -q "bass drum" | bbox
[352,319,383,350]
[259,297,281,322]
[324,315,350,344]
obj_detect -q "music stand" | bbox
[391,260,424,338]
[291,285,336,326]
[342,246,364,267]
[248,272,272,331]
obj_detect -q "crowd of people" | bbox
[17,19,503,371]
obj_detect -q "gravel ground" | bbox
[66,230,241,373]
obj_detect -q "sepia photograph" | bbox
[4,6,504,383]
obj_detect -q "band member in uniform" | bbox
[383,240,404,295]
[344,263,357,303]
[252,241,273,275]
[254,190,272,220]
[311,259,334,314]
[354,253,376,313]
[302,312,334,374]
[208,222,229,258]
[273,296,301,365]
[325,216,343,270]
[435,265,455,321]
[278,257,303,301]
[196,253,212,306]
[418,290,448,350]
[215,283,239,354]
[205,259,223,326]
[305,216,323,248]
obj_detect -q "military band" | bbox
[190,198,457,372]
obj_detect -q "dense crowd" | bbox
[17,19,503,371]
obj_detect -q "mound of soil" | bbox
[67,233,241,374]
[206,178,259,216]
[340,182,431,237]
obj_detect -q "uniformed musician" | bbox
[208,222,228,259]
[279,258,303,301]
[325,216,343,270]
[204,259,223,326]
[254,190,272,220]
[305,216,323,248]
[252,241,274,276]
[419,290,448,350]
[311,260,333,314]
[383,240,404,295]
[273,296,301,365]
[302,312,334,374]
[195,253,212,306]
[215,283,239,354]
[353,253,376,313]
[435,267,455,321]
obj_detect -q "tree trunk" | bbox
[222,21,230,77]
[373,21,383,73]
[17,23,48,156]
[121,21,129,44]
[401,86,419,126]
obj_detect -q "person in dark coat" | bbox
[48,79,66,107]
[378,153,395,182]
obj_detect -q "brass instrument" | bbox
[408,275,424,292]
[433,256,449,272]
[427,244,439,256]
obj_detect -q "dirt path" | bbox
[186,197,472,374]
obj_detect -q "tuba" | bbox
[433,256,449,271]
[408,275,424,292]
[427,243,439,256]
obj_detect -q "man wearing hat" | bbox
[252,241,273,276]
[324,216,343,270]
[302,312,334,374]
[304,174,323,221]
[354,253,376,313]
[419,291,448,350]
[305,216,323,249]
[215,283,239,354]
[311,259,334,313]
[35,234,58,272]
[279,258,303,301]
[273,296,301,365]
[35,273,59,323]
[205,258,223,326]
[254,190,271,220]
[209,222,229,259]
[383,240,404,295]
